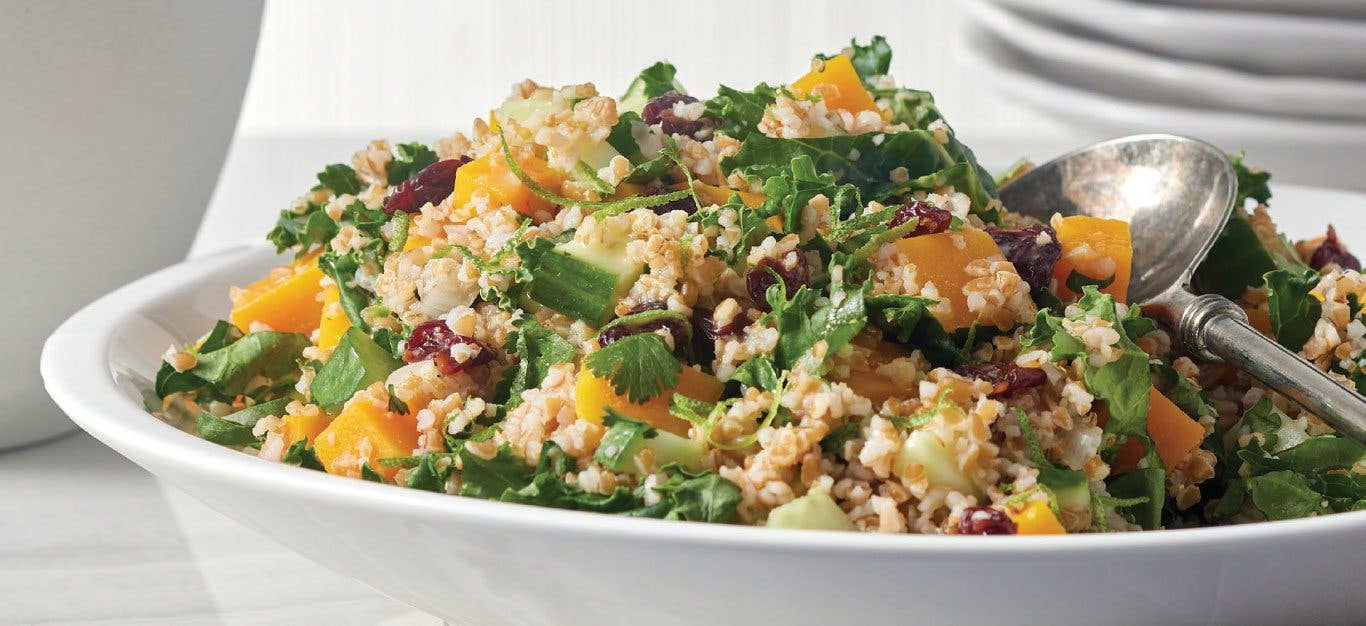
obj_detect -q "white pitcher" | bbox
[2,0,263,448]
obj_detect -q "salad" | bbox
[154,37,1365,534]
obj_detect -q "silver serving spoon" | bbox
[999,134,1366,443]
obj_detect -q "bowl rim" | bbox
[41,221,1366,558]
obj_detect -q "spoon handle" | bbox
[1177,292,1366,443]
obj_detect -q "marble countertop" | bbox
[1,129,1087,624]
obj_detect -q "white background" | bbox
[237,0,1064,141]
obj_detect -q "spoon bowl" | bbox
[998,134,1237,303]
[998,134,1366,442]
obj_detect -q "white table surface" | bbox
[0,127,1099,624]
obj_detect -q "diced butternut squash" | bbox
[229,251,325,334]
[281,412,332,447]
[451,151,564,222]
[834,337,915,405]
[1112,387,1206,474]
[313,396,419,481]
[316,285,349,356]
[1008,500,1067,535]
[685,181,767,209]
[790,54,878,113]
[1244,304,1272,336]
[892,228,1017,332]
[575,366,724,437]
[402,233,431,252]
[1052,215,1133,303]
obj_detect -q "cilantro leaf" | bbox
[1264,268,1322,351]
[585,333,681,403]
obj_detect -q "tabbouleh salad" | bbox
[154,37,1366,534]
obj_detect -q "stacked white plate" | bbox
[959,0,1366,190]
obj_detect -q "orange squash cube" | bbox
[280,412,332,447]
[313,394,419,481]
[891,228,1018,332]
[1112,387,1206,474]
[575,365,724,437]
[1052,215,1133,303]
[451,151,563,222]
[790,54,878,113]
[229,251,325,334]
[315,284,350,356]
[684,181,767,209]
[1008,500,1067,535]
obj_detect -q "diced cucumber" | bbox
[527,248,634,326]
[894,429,980,496]
[1047,471,1092,511]
[310,328,401,412]
[496,90,554,128]
[595,417,705,474]
[579,141,623,171]
[766,492,854,531]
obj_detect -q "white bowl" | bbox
[987,0,1366,78]
[956,25,1366,191]
[966,0,1366,120]
[41,189,1366,625]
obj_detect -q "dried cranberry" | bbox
[745,254,810,311]
[890,200,953,237]
[641,182,699,215]
[957,506,1018,535]
[403,319,494,376]
[599,302,689,349]
[986,224,1062,293]
[383,157,469,215]
[691,307,745,341]
[954,362,1048,397]
[642,91,716,139]
[1309,225,1361,271]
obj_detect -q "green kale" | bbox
[703,83,779,141]
[281,439,325,471]
[493,315,577,410]
[315,163,362,196]
[864,294,964,367]
[817,36,892,88]
[196,397,290,447]
[385,142,439,185]
[174,330,309,400]
[1264,268,1322,351]
[620,61,683,113]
